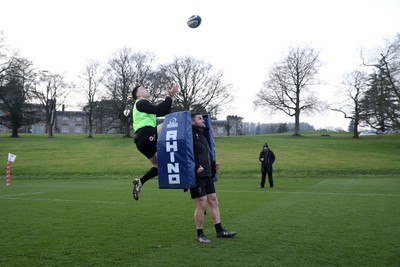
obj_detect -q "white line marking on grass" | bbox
[0,192,45,197]
[35,198,126,204]
[218,189,400,197]
[276,191,400,197]
[15,184,129,190]
[0,196,126,205]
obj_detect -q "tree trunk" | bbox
[10,128,19,138]
[293,112,301,136]
[352,118,359,138]
[48,125,54,138]
[123,122,131,138]
[88,114,94,138]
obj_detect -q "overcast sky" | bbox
[1,0,400,130]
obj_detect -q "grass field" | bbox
[0,132,399,266]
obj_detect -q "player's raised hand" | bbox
[166,83,179,97]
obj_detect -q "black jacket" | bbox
[135,96,172,116]
[192,126,213,178]
[259,149,276,172]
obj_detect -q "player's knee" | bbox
[196,196,207,208]
[207,194,218,207]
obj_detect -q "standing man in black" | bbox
[190,112,236,243]
[259,143,276,188]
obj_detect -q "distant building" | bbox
[56,111,87,134]
[1,106,242,137]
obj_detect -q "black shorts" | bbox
[134,126,158,159]
[190,177,216,199]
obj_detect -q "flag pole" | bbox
[6,153,17,186]
[6,161,11,186]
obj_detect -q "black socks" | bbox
[197,229,204,236]
[214,223,223,233]
[140,167,158,185]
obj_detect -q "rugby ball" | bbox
[187,15,202,28]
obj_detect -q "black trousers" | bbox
[261,169,273,188]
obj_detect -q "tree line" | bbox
[1,30,399,138]
[255,34,400,138]
[0,37,233,137]
[332,34,400,137]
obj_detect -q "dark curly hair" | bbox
[131,84,141,100]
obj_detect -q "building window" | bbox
[63,116,69,121]
[74,125,83,133]
[32,124,45,134]
[61,125,70,133]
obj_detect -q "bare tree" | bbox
[332,70,369,138]
[254,45,321,136]
[0,32,10,76]
[0,31,17,82]
[159,56,233,117]
[103,47,155,137]
[31,71,71,138]
[80,60,104,138]
[144,69,174,103]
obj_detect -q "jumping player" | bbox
[131,83,179,200]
